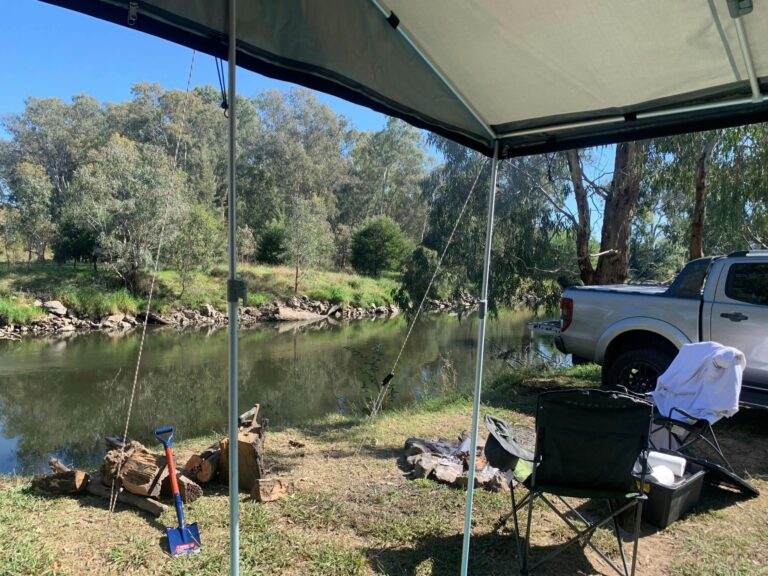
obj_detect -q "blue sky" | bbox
[0,1,388,134]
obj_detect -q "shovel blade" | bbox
[166,523,201,557]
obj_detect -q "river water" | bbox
[0,310,563,474]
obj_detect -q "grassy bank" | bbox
[1,366,766,575]
[0,262,399,323]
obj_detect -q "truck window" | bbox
[724,263,768,306]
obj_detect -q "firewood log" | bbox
[183,443,221,483]
[32,470,90,494]
[219,427,265,491]
[86,472,168,517]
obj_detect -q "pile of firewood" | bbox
[182,404,294,502]
[30,404,294,515]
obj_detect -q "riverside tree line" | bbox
[1,83,767,307]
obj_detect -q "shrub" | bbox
[257,221,287,264]
[350,216,411,277]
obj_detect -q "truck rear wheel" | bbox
[604,348,675,394]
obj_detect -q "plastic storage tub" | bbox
[640,461,705,529]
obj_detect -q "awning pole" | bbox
[460,141,499,576]
[227,0,239,574]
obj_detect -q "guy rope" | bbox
[108,50,197,515]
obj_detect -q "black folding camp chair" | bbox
[510,389,653,576]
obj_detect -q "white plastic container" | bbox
[647,451,687,477]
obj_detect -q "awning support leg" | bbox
[460,141,499,576]
[227,0,240,574]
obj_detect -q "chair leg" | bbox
[521,488,536,575]
[510,483,525,571]
[608,499,630,576]
[629,498,643,576]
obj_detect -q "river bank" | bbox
[0,293,479,341]
[0,262,478,341]
[2,368,766,576]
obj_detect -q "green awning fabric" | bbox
[41,0,768,156]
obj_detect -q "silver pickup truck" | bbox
[555,250,768,407]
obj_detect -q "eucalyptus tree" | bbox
[6,162,56,263]
[0,94,106,220]
[339,118,428,239]
[284,195,334,292]
[72,134,187,292]
[240,88,353,238]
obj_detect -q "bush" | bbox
[400,245,441,305]
[257,221,287,264]
[350,216,411,277]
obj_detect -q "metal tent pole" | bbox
[227,0,239,574]
[460,141,499,576]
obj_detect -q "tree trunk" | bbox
[566,150,595,285]
[689,136,717,260]
[593,142,645,285]
[294,264,299,294]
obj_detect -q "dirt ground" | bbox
[1,381,767,576]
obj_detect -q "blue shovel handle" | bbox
[154,426,175,448]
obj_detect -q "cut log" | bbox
[238,403,260,429]
[32,470,90,494]
[220,428,265,491]
[86,472,168,517]
[49,457,71,473]
[251,478,295,502]
[119,449,169,498]
[183,443,221,484]
[161,472,203,504]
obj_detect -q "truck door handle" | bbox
[721,312,748,322]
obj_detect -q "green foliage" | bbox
[257,220,287,264]
[399,245,441,306]
[72,134,186,293]
[52,214,98,265]
[350,215,411,277]
[0,296,44,325]
[54,285,141,318]
[168,204,225,297]
[7,162,55,262]
[285,196,334,292]
[237,223,257,263]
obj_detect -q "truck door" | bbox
[707,260,768,389]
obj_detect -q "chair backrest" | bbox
[533,389,652,493]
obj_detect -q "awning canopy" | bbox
[43,0,768,157]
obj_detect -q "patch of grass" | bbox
[306,543,367,576]
[279,491,343,529]
[107,533,153,571]
[0,483,59,575]
[54,285,142,318]
[0,296,44,325]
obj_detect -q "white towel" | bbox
[649,342,745,424]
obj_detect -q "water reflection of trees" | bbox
[0,309,545,472]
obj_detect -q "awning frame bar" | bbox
[368,0,496,143]
[733,15,763,102]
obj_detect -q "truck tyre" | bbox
[604,348,675,394]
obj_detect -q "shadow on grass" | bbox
[367,530,600,576]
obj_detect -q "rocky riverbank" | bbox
[0,294,478,341]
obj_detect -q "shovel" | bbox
[154,426,201,557]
